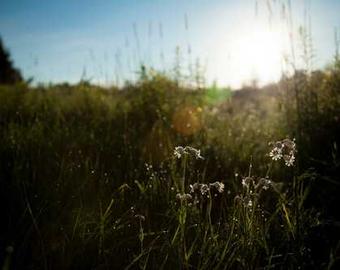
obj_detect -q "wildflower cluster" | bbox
[258,178,272,190]
[269,138,296,166]
[176,193,193,203]
[209,181,225,193]
[174,146,204,160]
[234,194,254,209]
[236,176,273,210]
[241,176,272,191]
[189,181,225,195]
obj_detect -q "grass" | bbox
[1,63,340,269]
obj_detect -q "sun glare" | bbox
[214,24,289,88]
[233,27,287,87]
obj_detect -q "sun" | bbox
[211,24,288,88]
[229,26,288,87]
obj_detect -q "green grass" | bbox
[1,65,340,269]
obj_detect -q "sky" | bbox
[0,0,339,88]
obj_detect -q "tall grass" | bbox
[1,57,340,269]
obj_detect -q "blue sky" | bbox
[0,0,339,87]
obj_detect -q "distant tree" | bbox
[0,37,23,84]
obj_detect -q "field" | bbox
[0,62,340,269]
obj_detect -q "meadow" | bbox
[1,59,340,270]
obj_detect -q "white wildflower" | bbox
[209,181,225,193]
[242,177,254,188]
[269,139,297,166]
[269,146,283,161]
[283,153,295,167]
[176,193,193,202]
[262,179,271,190]
[256,178,272,190]
[183,193,192,201]
[185,146,204,160]
[200,184,210,195]
[174,146,186,159]
[189,183,200,193]
[173,146,204,160]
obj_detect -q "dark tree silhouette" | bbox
[0,37,23,84]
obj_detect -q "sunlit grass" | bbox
[1,60,340,269]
